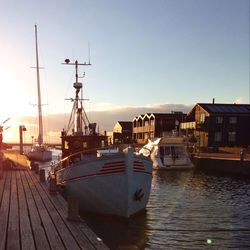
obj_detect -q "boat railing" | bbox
[51,146,126,172]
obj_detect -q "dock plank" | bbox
[20,170,50,250]
[6,171,20,250]
[0,168,6,203]
[28,171,109,249]
[0,171,11,250]
[16,171,36,250]
[23,170,65,250]
[1,151,109,250]
[26,171,81,250]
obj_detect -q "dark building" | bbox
[180,103,250,148]
[133,112,186,144]
[113,121,133,144]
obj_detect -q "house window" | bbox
[216,116,223,124]
[214,132,222,142]
[200,113,205,123]
[83,142,88,148]
[228,131,236,142]
[229,117,237,124]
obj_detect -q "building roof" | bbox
[133,112,186,121]
[117,121,132,130]
[198,103,250,114]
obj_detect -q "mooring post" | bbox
[39,168,46,182]
[49,176,57,195]
[35,163,39,174]
[0,151,4,179]
[67,196,80,221]
[19,125,26,155]
[0,159,3,180]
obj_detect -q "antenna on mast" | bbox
[88,42,91,65]
[62,58,91,135]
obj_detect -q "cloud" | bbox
[14,103,192,143]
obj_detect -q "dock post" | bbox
[31,161,39,173]
[39,169,46,182]
[49,176,57,195]
[19,125,27,155]
[67,196,80,221]
[35,163,39,174]
[0,151,3,179]
[0,160,3,180]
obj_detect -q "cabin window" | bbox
[214,132,222,142]
[175,146,185,155]
[159,147,164,156]
[216,116,223,124]
[200,113,205,123]
[228,131,236,142]
[83,142,88,148]
[229,117,237,124]
[165,147,171,156]
[64,141,69,149]
[150,132,154,139]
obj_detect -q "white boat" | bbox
[139,137,194,170]
[27,25,52,162]
[53,59,152,218]
[28,144,52,162]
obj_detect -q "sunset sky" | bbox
[0,0,249,143]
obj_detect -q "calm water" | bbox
[33,148,250,249]
[81,170,250,250]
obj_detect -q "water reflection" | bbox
[81,211,151,249]
[83,170,250,249]
[31,148,250,249]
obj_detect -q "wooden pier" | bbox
[0,151,109,250]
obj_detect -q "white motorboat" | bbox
[139,137,194,170]
[53,59,152,218]
[27,25,52,162]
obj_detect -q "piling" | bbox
[30,161,39,172]
[49,176,57,195]
[0,161,3,180]
[39,168,46,182]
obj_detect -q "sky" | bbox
[0,0,249,142]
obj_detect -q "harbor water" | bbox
[34,149,250,249]
[81,170,250,249]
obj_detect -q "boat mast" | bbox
[63,59,91,135]
[34,24,43,145]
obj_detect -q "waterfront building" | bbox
[133,112,186,144]
[180,103,250,148]
[113,121,133,144]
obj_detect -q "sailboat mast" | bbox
[35,24,43,145]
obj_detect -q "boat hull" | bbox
[27,148,52,162]
[55,148,152,218]
[152,156,194,170]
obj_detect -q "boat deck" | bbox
[0,152,109,250]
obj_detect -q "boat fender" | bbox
[133,188,144,201]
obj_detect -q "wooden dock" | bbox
[0,152,109,250]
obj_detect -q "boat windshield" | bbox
[160,146,186,156]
